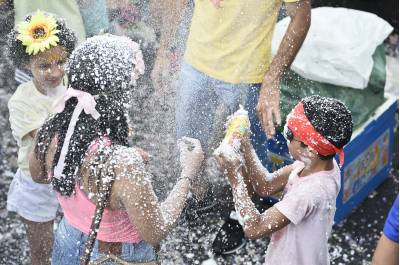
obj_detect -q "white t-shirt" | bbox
[265,160,340,265]
[8,81,65,176]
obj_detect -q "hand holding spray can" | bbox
[214,105,250,157]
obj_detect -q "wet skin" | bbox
[29,46,68,95]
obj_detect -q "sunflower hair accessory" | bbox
[16,10,60,55]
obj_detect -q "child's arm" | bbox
[229,167,291,240]
[29,149,47,183]
[241,137,292,196]
[8,99,41,144]
[29,135,57,184]
[28,129,38,139]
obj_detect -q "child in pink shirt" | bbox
[217,96,353,265]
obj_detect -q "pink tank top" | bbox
[57,138,143,243]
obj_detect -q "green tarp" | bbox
[279,44,386,130]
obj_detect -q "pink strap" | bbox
[53,88,100,180]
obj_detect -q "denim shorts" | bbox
[52,218,157,265]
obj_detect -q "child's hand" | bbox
[178,137,204,179]
[134,147,151,164]
[217,152,243,188]
[240,135,254,160]
[240,134,251,149]
[45,135,59,176]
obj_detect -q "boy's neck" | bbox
[299,158,334,177]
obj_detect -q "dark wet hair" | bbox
[7,14,77,68]
[67,36,135,98]
[34,35,142,196]
[302,95,353,160]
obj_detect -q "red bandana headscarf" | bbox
[287,102,345,167]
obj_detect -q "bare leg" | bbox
[21,217,54,265]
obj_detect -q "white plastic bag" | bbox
[272,7,393,89]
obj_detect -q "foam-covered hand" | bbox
[217,152,243,188]
[240,134,251,149]
[134,146,151,164]
[219,153,242,174]
[178,137,204,179]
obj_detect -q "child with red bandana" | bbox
[217,95,353,265]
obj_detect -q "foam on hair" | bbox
[35,35,144,196]
[302,95,353,149]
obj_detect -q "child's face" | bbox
[284,124,314,163]
[29,46,68,91]
[287,137,309,162]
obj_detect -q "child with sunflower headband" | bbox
[6,10,77,265]
[217,95,353,265]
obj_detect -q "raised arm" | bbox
[227,167,290,240]
[268,0,311,78]
[115,138,204,246]
[257,0,311,137]
[151,0,186,49]
[150,0,187,89]
[240,137,292,196]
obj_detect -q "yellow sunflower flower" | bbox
[16,10,60,55]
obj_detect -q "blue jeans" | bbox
[52,218,156,265]
[175,61,268,192]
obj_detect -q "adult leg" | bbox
[22,218,54,265]
[179,76,251,203]
[212,83,267,255]
[245,84,269,166]
[175,61,219,200]
[212,82,256,205]
[211,81,250,148]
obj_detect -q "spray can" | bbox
[214,106,250,157]
[224,107,250,145]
